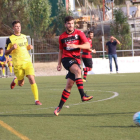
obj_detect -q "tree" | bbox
[110,9,131,52]
[0,0,29,35]
[28,0,52,39]
[54,0,73,35]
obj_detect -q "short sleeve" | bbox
[59,36,63,50]
[79,31,88,43]
[5,38,12,50]
[114,41,117,45]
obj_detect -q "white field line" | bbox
[0,90,119,115]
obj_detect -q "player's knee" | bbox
[67,82,73,89]
[75,68,81,76]
[18,81,24,86]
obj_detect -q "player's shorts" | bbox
[0,62,5,65]
[8,61,12,65]
[82,58,93,68]
[14,62,34,80]
[62,57,81,81]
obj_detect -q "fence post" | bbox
[132,33,134,57]
[102,36,105,58]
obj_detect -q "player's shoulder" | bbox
[59,31,67,39]
[6,38,11,44]
[106,41,110,44]
[74,29,84,34]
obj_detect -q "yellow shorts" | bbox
[8,61,13,65]
[0,62,5,65]
[14,62,35,80]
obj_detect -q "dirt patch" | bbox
[34,62,67,76]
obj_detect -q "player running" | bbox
[82,31,96,82]
[5,20,42,105]
[54,16,93,116]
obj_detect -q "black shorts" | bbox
[62,57,81,81]
[82,58,93,68]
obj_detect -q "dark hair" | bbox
[65,16,74,23]
[12,20,21,27]
[0,47,3,50]
[88,31,94,34]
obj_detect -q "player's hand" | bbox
[67,44,77,49]
[27,45,33,50]
[12,44,17,50]
[57,65,62,71]
[92,49,96,53]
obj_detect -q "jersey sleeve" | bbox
[59,36,63,50]
[5,38,12,50]
[79,31,88,43]
[114,41,117,45]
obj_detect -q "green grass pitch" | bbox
[0,73,140,140]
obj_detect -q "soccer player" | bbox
[6,55,13,76]
[82,31,96,82]
[5,20,42,105]
[54,16,93,116]
[0,47,7,77]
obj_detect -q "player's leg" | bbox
[8,61,13,75]
[113,54,118,72]
[82,58,92,82]
[70,64,93,101]
[54,77,74,116]
[25,62,42,105]
[1,63,5,76]
[10,66,24,89]
[108,54,113,73]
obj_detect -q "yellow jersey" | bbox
[5,34,31,66]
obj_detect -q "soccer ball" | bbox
[133,112,140,126]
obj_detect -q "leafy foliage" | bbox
[28,0,52,39]
[0,0,29,35]
[55,0,73,35]
[110,9,131,51]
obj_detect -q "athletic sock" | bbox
[83,71,87,80]
[83,67,91,72]
[9,66,12,73]
[31,83,39,101]
[75,78,85,98]
[83,67,92,80]
[58,89,70,108]
[14,78,18,86]
[2,68,5,75]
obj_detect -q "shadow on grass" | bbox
[0,111,136,118]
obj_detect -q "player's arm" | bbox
[67,42,90,50]
[27,45,33,50]
[57,49,63,71]
[57,36,63,71]
[105,44,108,53]
[112,36,120,45]
[67,31,91,49]
[5,44,17,55]
[88,48,96,53]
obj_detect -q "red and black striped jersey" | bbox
[59,29,88,64]
[82,38,92,58]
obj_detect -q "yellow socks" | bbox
[2,68,5,75]
[31,83,39,101]
[14,78,18,85]
[9,66,12,73]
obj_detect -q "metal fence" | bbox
[31,32,140,64]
